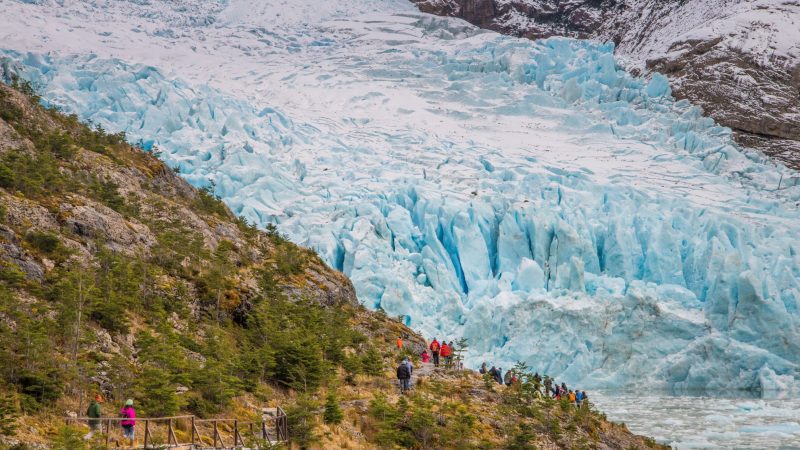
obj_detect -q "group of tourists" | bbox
[84,395,137,444]
[395,336,589,407]
[423,337,460,368]
[478,363,589,406]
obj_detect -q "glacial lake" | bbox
[591,390,800,449]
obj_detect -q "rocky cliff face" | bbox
[411,0,800,170]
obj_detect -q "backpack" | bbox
[396,364,410,379]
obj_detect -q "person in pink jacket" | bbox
[421,350,430,363]
[120,399,136,445]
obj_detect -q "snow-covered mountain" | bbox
[412,0,800,169]
[1,0,799,400]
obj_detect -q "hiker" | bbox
[510,373,518,385]
[396,336,403,350]
[488,365,498,379]
[440,341,452,367]
[495,367,504,385]
[575,389,584,407]
[568,390,577,406]
[430,338,441,367]
[421,349,431,363]
[503,369,513,386]
[120,399,136,445]
[85,394,103,439]
[581,390,589,408]
[396,358,412,393]
[532,372,542,392]
[561,382,568,392]
[479,362,487,374]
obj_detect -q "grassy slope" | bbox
[0,81,665,449]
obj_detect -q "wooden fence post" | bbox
[143,419,150,449]
[213,420,218,448]
[168,418,178,445]
[191,416,195,449]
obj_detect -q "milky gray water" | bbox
[591,390,800,449]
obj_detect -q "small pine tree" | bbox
[323,392,343,425]
[505,423,538,450]
[361,346,384,376]
[285,395,319,450]
[0,392,19,436]
[51,425,87,450]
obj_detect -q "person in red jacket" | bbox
[429,338,441,367]
[440,342,452,367]
[421,349,430,363]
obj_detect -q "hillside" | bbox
[410,0,800,169]
[0,81,667,449]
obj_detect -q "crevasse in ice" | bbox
[2,26,799,391]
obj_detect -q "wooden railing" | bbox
[65,409,288,449]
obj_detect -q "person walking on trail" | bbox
[543,376,552,394]
[421,349,431,363]
[479,362,487,374]
[495,367,504,385]
[575,389,584,407]
[429,338,441,367]
[85,394,103,439]
[120,399,136,445]
[397,336,404,350]
[440,342,452,367]
[396,358,412,393]
[503,369,513,386]
[568,390,577,406]
[580,390,589,408]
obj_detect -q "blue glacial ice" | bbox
[2,17,800,392]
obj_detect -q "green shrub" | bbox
[285,396,318,449]
[323,392,343,425]
[193,185,228,217]
[51,425,87,450]
[0,152,65,198]
[0,262,26,288]
[270,337,325,392]
[89,179,126,213]
[134,367,183,417]
[24,231,60,254]
[342,355,361,385]
[0,392,19,436]
[361,346,384,376]
[88,299,129,334]
[16,369,62,410]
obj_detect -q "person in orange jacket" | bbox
[396,336,403,350]
[440,341,452,367]
[429,338,441,367]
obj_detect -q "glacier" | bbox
[1,0,800,396]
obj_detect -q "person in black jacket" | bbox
[396,358,412,393]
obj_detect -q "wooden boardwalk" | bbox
[66,409,288,449]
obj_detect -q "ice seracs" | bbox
[1,0,799,393]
